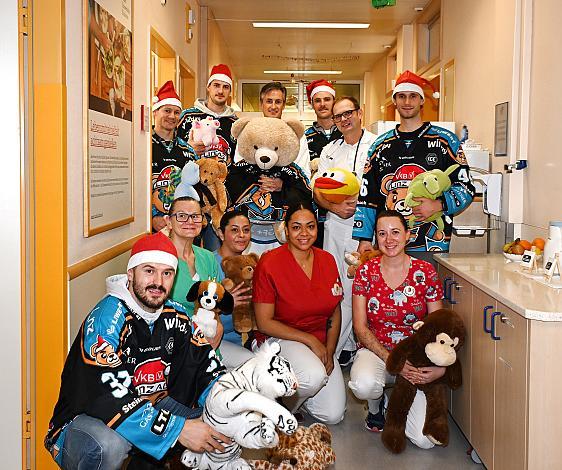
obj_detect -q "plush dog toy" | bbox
[381,308,465,454]
[344,247,382,279]
[192,116,220,147]
[221,253,260,333]
[180,341,298,470]
[195,158,228,233]
[250,423,336,470]
[313,167,360,204]
[404,164,459,231]
[186,280,234,338]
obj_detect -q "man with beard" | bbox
[304,79,343,247]
[152,81,195,232]
[177,64,238,250]
[45,233,229,469]
[177,64,237,166]
[353,71,474,264]
[313,96,377,368]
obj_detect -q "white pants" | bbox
[265,339,346,425]
[220,340,255,370]
[348,348,435,450]
[323,216,358,355]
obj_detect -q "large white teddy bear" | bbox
[181,342,299,470]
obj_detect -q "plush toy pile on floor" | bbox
[180,342,298,469]
[250,423,336,470]
[382,308,466,454]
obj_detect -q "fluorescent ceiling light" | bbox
[264,70,342,75]
[253,22,370,29]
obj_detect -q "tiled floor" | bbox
[245,369,484,469]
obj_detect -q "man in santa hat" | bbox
[151,80,196,232]
[177,63,238,166]
[45,233,229,468]
[353,70,475,262]
[304,79,342,163]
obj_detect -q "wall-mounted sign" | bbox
[494,101,509,157]
[84,0,134,236]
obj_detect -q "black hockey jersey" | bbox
[305,123,343,161]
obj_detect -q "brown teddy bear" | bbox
[382,308,466,454]
[221,253,259,333]
[344,247,382,279]
[250,423,336,470]
[195,158,228,233]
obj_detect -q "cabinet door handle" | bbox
[491,311,502,340]
[500,313,514,328]
[443,277,452,301]
[483,305,493,333]
[449,281,459,304]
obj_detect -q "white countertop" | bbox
[434,254,562,322]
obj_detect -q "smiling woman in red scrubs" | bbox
[253,203,346,424]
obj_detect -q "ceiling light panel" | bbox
[264,70,342,75]
[253,22,370,29]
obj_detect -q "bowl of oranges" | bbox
[502,238,545,262]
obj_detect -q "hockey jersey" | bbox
[353,122,475,252]
[305,123,342,161]
[152,132,196,217]
[45,275,224,464]
[177,99,238,165]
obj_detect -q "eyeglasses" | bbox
[170,212,203,223]
[332,108,359,122]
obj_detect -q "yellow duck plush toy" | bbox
[313,167,360,203]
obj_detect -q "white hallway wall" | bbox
[0,2,23,468]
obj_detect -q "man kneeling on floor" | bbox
[45,233,229,469]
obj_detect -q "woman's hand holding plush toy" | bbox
[229,281,252,308]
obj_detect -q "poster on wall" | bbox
[84,0,133,236]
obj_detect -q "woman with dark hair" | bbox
[252,203,346,424]
[349,209,444,448]
[166,196,223,348]
[213,210,255,368]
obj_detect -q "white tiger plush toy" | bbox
[181,341,299,470]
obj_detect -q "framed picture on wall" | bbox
[83,0,134,236]
[494,101,509,157]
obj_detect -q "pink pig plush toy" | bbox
[192,116,220,147]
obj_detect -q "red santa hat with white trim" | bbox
[207,64,233,87]
[306,79,336,103]
[392,70,440,99]
[152,80,182,111]
[127,232,178,271]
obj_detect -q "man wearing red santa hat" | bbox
[45,233,228,468]
[353,70,475,263]
[177,63,238,166]
[151,80,196,232]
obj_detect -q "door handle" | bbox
[491,311,502,340]
[483,305,493,333]
[449,281,459,304]
[443,277,452,302]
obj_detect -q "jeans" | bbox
[61,414,132,470]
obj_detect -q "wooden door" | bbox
[470,287,497,469]
[493,302,528,470]
[449,274,472,438]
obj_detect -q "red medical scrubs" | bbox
[253,244,343,345]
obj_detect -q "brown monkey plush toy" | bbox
[382,308,465,454]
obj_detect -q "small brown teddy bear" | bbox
[382,308,465,454]
[344,247,382,279]
[195,158,228,233]
[221,253,259,333]
[250,423,336,470]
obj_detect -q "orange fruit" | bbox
[532,237,546,250]
[518,239,532,250]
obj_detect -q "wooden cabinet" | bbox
[470,288,497,469]
[493,302,528,470]
[438,261,531,470]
